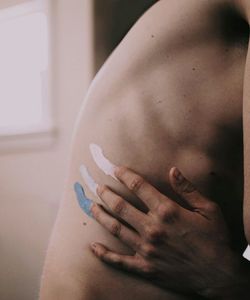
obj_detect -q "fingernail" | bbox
[114,166,120,177]
[91,243,98,254]
[96,184,104,196]
[91,242,97,249]
[173,168,184,184]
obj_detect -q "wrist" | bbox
[200,251,250,300]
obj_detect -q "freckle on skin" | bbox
[83,222,87,226]
[192,67,196,71]
[151,34,155,38]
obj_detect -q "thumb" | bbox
[169,167,208,209]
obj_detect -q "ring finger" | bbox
[91,203,142,252]
[97,185,148,235]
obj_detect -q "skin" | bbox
[40,0,250,299]
[87,166,250,299]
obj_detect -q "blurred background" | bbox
[0,0,155,299]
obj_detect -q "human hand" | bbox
[75,166,249,299]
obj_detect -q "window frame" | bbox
[0,0,55,150]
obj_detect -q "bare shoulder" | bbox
[146,0,247,30]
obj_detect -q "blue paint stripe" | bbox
[74,182,93,218]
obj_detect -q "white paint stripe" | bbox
[243,245,250,261]
[79,164,98,196]
[89,143,117,180]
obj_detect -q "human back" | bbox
[40,0,248,299]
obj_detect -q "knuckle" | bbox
[98,248,107,258]
[111,197,126,215]
[110,255,122,265]
[142,244,158,258]
[144,225,165,243]
[157,202,178,222]
[116,166,128,178]
[110,220,122,237]
[129,175,144,192]
[98,185,108,198]
[91,204,100,219]
[134,241,143,253]
[204,201,219,213]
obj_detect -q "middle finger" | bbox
[97,185,148,235]
[114,166,165,211]
[91,203,142,252]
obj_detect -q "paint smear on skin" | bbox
[243,245,250,261]
[79,164,98,196]
[74,182,93,218]
[89,143,117,180]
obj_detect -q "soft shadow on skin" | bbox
[212,3,249,46]
[206,122,246,252]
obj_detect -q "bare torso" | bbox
[40,0,249,299]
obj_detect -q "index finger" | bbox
[114,166,165,211]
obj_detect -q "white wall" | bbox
[0,1,94,299]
